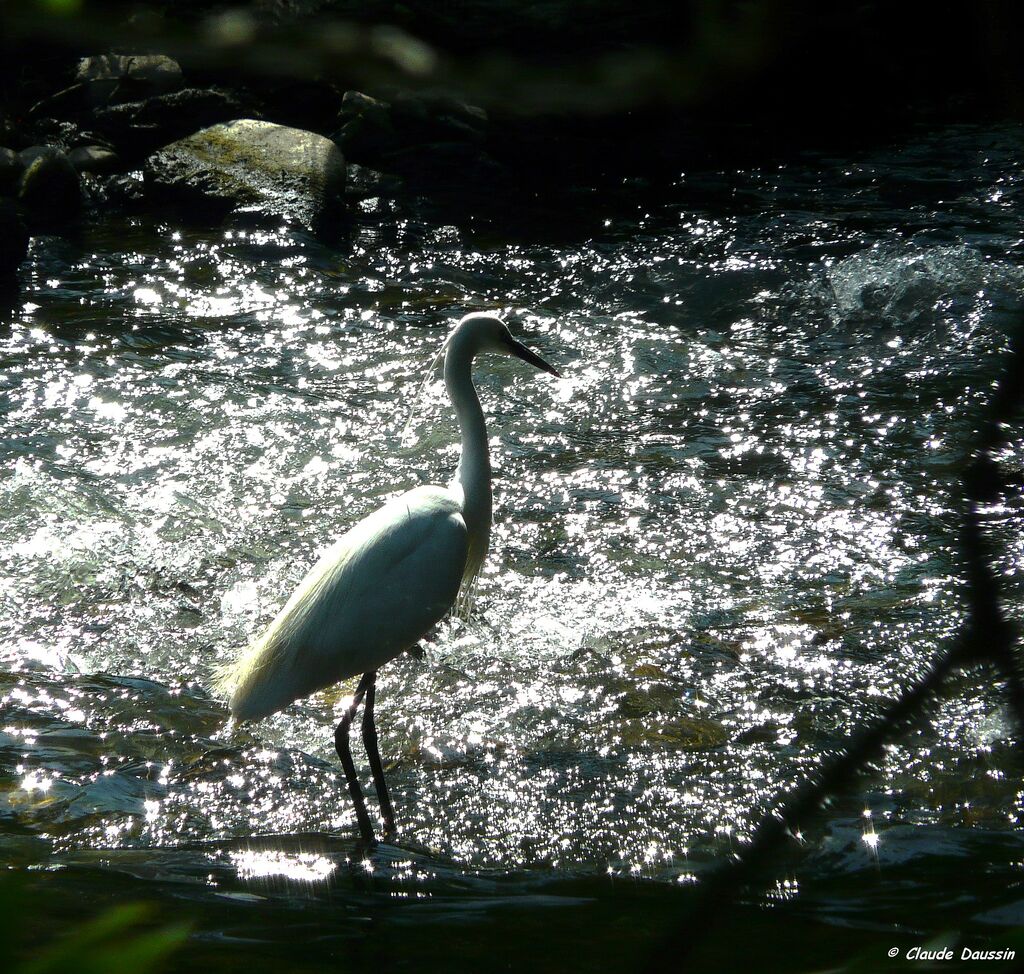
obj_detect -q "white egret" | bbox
[214,313,560,843]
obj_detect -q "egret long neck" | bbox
[444,340,491,579]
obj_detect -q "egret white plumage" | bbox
[214,313,559,843]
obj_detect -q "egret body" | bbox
[214,313,559,842]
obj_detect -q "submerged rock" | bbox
[611,716,728,751]
[144,119,346,233]
[617,683,684,717]
[17,146,82,226]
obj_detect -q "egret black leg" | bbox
[361,671,396,837]
[335,673,375,844]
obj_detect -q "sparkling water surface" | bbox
[2,124,1024,969]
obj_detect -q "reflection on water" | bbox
[2,124,1024,966]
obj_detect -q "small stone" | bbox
[338,90,392,126]
[631,663,672,680]
[23,118,83,154]
[735,723,780,745]
[333,90,488,174]
[67,145,120,174]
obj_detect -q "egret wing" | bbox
[221,485,468,720]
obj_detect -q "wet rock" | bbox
[76,54,183,107]
[91,88,247,160]
[0,147,21,194]
[617,683,683,717]
[391,92,487,145]
[0,200,29,279]
[333,90,492,189]
[21,118,85,155]
[17,146,82,226]
[144,119,346,233]
[344,162,405,201]
[67,144,120,174]
[90,170,147,211]
[631,663,672,680]
[334,90,398,163]
[735,722,781,746]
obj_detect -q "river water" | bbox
[2,124,1023,971]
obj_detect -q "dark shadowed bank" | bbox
[1,0,1023,277]
[2,0,1024,234]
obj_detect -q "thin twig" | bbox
[960,326,1024,728]
[647,641,963,968]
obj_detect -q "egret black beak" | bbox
[508,338,561,377]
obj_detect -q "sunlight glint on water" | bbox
[1,128,1023,927]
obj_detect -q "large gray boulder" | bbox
[144,119,346,233]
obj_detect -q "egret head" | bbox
[455,313,560,376]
